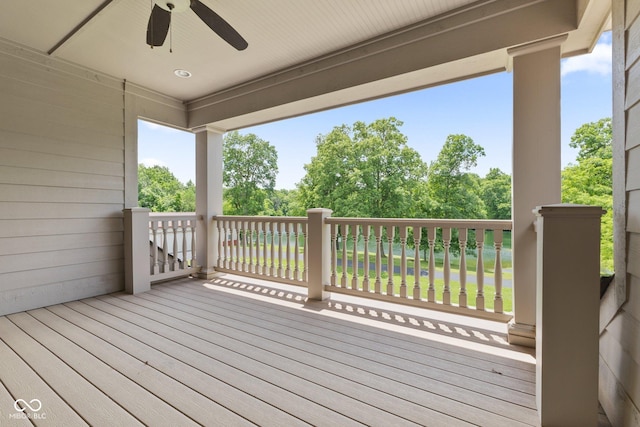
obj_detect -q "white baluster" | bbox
[351,224,359,290]
[341,224,348,288]
[214,219,221,269]
[270,222,276,276]
[442,227,451,305]
[224,220,231,269]
[294,222,300,281]
[476,228,485,311]
[362,224,370,292]
[241,220,248,272]
[386,226,395,296]
[459,228,468,308]
[427,227,436,302]
[330,223,338,286]
[285,222,292,279]
[256,222,262,274]
[162,221,169,273]
[151,220,159,275]
[277,222,284,278]
[172,220,179,271]
[302,223,308,282]
[180,219,187,270]
[263,222,270,275]
[413,226,422,300]
[493,229,504,313]
[399,226,407,298]
[374,225,383,294]
[190,219,196,269]
[248,221,255,273]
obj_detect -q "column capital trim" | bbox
[507,34,568,58]
[534,203,607,218]
[192,124,226,134]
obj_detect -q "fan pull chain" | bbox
[149,0,154,49]
[168,2,174,53]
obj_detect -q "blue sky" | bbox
[139,33,613,189]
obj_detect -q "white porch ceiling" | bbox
[0,0,611,130]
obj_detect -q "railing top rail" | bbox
[149,212,198,220]
[212,215,308,224]
[325,217,512,230]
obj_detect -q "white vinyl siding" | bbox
[600,1,640,425]
[0,44,125,315]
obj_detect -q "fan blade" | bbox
[190,0,248,51]
[146,4,171,46]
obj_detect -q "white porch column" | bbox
[195,126,224,279]
[507,35,566,347]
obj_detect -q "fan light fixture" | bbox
[174,69,192,78]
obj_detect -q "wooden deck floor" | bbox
[1,274,546,426]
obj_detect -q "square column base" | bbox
[508,321,536,347]
[198,268,225,280]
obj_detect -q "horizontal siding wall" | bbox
[0,43,126,315]
[600,1,640,425]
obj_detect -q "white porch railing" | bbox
[325,217,512,321]
[212,213,512,321]
[148,212,198,283]
[212,216,308,286]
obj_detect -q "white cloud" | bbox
[561,42,612,77]
[140,157,167,167]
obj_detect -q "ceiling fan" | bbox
[146,0,248,51]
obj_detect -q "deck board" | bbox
[0,275,541,426]
[99,293,468,427]
[135,284,537,426]
[0,317,139,426]
[42,303,257,427]
[0,337,83,426]
[156,283,536,392]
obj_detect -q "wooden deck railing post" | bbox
[534,204,605,427]
[307,208,332,300]
[123,207,151,294]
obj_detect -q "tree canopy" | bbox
[562,117,613,272]
[569,117,612,161]
[138,164,195,212]
[481,168,512,219]
[223,131,278,215]
[426,134,486,219]
[298,118,427,218]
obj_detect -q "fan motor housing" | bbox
[157,0,190,13]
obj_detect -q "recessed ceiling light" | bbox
[174,69,192,78]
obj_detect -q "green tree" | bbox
[223,131,278,215]
[138,164,195,212]
[570,117,612,161]
[298,117,427,218]
[262,189,306,216]
[562,118,613,272]
[481,168,511,219]
[427,134,486,219]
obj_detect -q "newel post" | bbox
[123,207,151,294]
[534,204,605,427]
[307,208,332,300]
